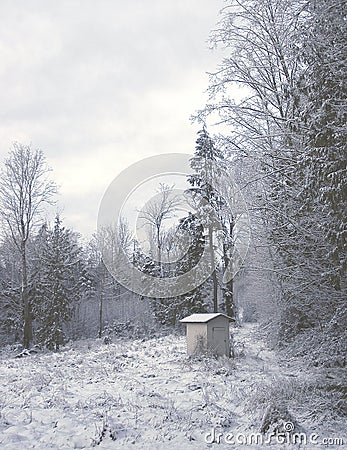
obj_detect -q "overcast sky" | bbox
[0,0,224,238]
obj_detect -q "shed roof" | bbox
[179,313,232,323]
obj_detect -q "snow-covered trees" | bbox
[200,0,346,364]
[295,0,347,289]
[0,238,22,343]
[33,216,83,350]
[265,0,347,350]
[288,0,347,362]
[175,212,210,318]
[187,127,226,313]
[139,183,181,277]
[84,232,126,338]
[0,143,57,348]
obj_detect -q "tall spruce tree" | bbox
[297,0,347,289]
[287,0,347,362]
[187,127,226,312]
[33,216,82,350]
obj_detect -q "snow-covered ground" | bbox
[0,324,345,449]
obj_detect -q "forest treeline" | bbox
[0,0,346,366]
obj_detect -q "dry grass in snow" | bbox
[0,324,345,449]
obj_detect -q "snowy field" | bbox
[0,324,345,449]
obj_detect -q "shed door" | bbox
[212,327,227,356]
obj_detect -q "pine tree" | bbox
[0,239,22,343]
[187,127,226,312]
[175,212,210,317]
[33,216,82,350]
[297,0,347,288]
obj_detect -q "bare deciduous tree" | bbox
[139,183,181,277]
[0,143,57,348]
[96,219,133,337]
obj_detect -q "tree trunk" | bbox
[98,290,103,339]
[157,225,162,277]
[98,263,104,338]
[209,224,218,312]
[21,242,32,349]
[223,219,235,318]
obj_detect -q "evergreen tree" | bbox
[187,127,226,312]
[33,216,82,350]
[272,0,346,346]
[175,212,210,317]
[297,0,347,288]
[0,239,22,343]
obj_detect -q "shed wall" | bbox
[186,323,207,355]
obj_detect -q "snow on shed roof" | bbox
[179,313,232,323]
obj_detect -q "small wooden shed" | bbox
[180,313,232,357]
